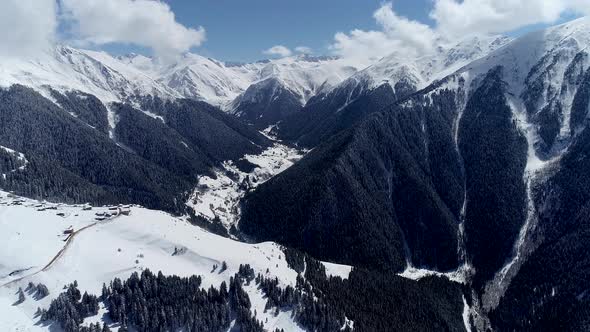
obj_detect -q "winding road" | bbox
[1,208,123,288]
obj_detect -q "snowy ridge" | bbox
[0,46,179,104]
[248,56,358,105]
[0,46,358,112]
[153,53,258,108]
[0,191,350,331]
[471,18,590,89]
[0,34,507,115]
[126,53,359,109]
[317,34,510,111]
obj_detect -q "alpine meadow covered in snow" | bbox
[1,0,590,331]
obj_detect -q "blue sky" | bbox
[96,0,433,62]
[52,0,587,64]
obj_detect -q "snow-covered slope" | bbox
[140,53,359,109]
[0,191,351,331]
[314,35,511,109]
[143,53,259,108]
[450,16,590,157]
[1,35,502,120]
[0,45,358,112]
[0,46,179,103]
[245,55,358,105]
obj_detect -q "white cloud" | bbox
[330,3,437,67]
[0,0,57,58]
[331,1,590,67]
[295,46,313,54]
[374,3,437,54]
[432,0,590,38]
[263,45,292,57]
[60,0,206,62]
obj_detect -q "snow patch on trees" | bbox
[187,142,303,230]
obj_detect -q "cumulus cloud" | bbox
[374,3,437,54]
[263,45,292,57]
[331,1,590,67]
[295,46,313,54]
[60,0,206,61]
[330,3,437,67]
[0,0,57,58]
[432,0,590,38]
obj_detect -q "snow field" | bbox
[0,192,350,331]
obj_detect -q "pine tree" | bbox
[17,287,25,304]
[36,283,50,299]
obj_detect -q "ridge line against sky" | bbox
[0,0,589,65]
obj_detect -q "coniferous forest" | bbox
[40,247,466,332]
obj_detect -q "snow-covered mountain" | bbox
[316,34,512,111]
[119,52,358,109]
[0,46,179,103]
[0,45,359,120]
[240,16,590,332]
[274,35,511,147]
[0,34,508,127]
[457,17,590,156]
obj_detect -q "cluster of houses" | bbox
[0,193,28,206]
[94,205,131,221]
[60,205,133,236]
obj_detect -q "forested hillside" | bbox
[0,85,270,213]
[241,77,466,272]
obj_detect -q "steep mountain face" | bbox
[457,67,528,289]
[490,126,590,331]
[230,77,303,129]
[277,80,412,148]
[240,17,590,330]
[483,20,590,330]
[0,85,270,213]
[241,79,466,272]
[276,35,510,148]
[50,89,110,135]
